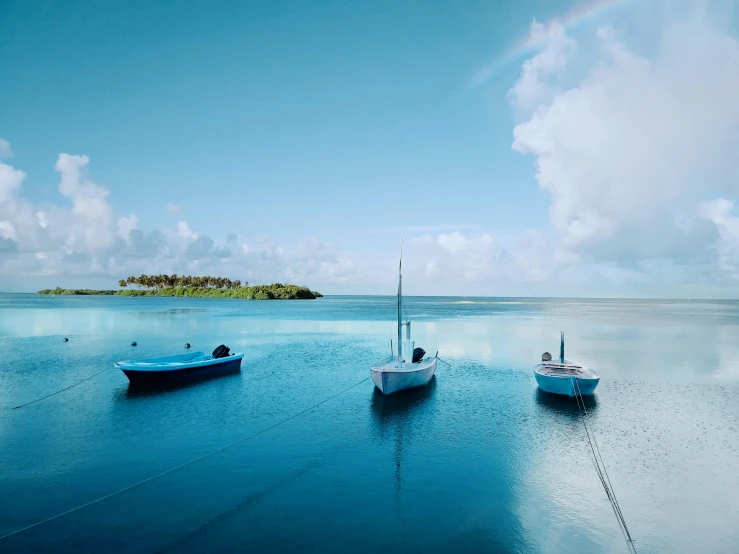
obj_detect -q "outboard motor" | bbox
[412,347,425,363]
[212,344,230,359]
[542,352,552,362]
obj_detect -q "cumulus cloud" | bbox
[177,221,199,241]
[117,214,138,242]
[55,153,117,251]
[699,199,739,278]
[508,6,739,288]
[409,231,564,287]
[0,149,361,290]
[508,21,575,109]
[0,161,25,203]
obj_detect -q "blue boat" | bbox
[533,332,599,397]
[115,346,243,385]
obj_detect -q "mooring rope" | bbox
[574,378,634,548]
[436,357,453,368]
[0,375,371,542]
[11,369,109,410]
[571,377,638,553]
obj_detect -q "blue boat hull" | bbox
[534,371,599,397]
[122,357,242,385]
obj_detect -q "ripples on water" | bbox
[0,294,737,553]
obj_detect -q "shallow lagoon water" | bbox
[0,294,738,553]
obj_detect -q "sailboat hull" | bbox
[370,356,437,395]
[533,362,599,397]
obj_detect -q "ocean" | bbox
[0,294,737,553]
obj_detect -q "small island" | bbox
[38,274,323,300]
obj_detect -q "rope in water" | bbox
[11,369,109,410]
[436,357,453,368]
[0,375,371,542]
[571,377,638,553]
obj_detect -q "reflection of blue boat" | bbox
[115,347,243,385]
[534,332,599,397]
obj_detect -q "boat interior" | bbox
[537,362,592,378]
[371,355,434,372]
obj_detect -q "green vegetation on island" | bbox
[38,275,323,300]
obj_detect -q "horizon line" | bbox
[2,291,735,302]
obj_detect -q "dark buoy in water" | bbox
[185,343,191,349]
[63,337,69,342]
[131,341,137,346]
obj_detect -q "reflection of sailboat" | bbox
[370,379,437,509]
[370,377,437,423]
[370,235,437,395]
[534,387,597,415]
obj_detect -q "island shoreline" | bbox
[37,283,323,300]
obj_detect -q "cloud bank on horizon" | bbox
[1,0,739,296]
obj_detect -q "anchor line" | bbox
[571,377,638,554]
[11,369,109,410]
[0,375,372,542]
[572,379,635,553]
[574,378,635,549]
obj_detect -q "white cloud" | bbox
[166,202,184,214]
[412,232,503,283]
[425,259,439,278]
[508,20,575,109]
[509,7,739,284]
[0,221,17,241]
[117,214,138,242]
[0,150,362,291]
[0,138,12,159]
[36,211,49,229]
[177,221,199,240]
[699,198,739,277]
[55,153,117,251]
[0,162,25,203]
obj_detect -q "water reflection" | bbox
[534,388,598,416]
[118,367,242,400]
[369,379,438,519]
[369,377,438,425]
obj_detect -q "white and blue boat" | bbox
[370,235,437,396]
[115,345,243,385]
[534,332,599,397]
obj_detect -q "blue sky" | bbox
[2,0,739,297]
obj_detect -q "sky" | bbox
[2,0,739,297]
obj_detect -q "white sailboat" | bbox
[370,236,437,395]
[533,332,600,397]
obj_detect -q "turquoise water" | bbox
[1,294,738,553]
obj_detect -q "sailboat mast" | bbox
[560,331,565,363]
[398,233,404,365]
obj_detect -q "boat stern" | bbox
[533,367,600,397]
[574,376,599,396]
[370,367,385,393]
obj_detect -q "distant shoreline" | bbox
[37,283,323,300]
